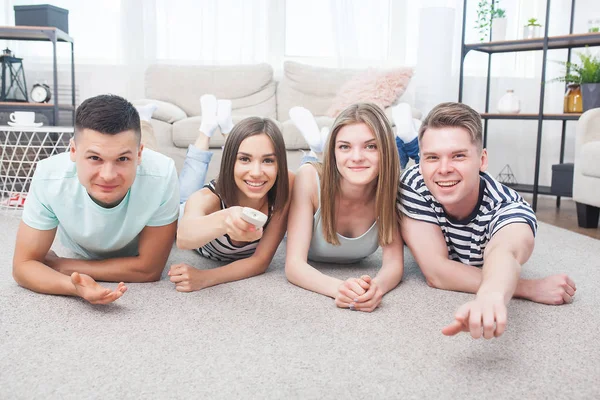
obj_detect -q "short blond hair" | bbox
[419,102,483,152]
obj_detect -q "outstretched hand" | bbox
[71,272,127,305]
[442,292,507,339]
[225,206,263,243]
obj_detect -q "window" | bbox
[284,0,391,63]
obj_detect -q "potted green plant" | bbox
[476,1,507,42]
[523,18,543,39]
[553,49,600,111]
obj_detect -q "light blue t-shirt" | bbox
[22,149,180,260]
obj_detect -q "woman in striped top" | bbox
[168,95,293,292]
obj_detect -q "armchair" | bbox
[573,108,600,228]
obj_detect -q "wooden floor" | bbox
[525,195,600,240]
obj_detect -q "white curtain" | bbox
[284,0,390,68]
[0,0,269,66]
[154,0,268,64]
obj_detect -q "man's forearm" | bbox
[478,250,521,304]
[51,256,162,283]
[14,260,77,296]
[428,257,535,300]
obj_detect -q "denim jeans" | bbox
[396,137,420,168]
[300,153,319,165]
[178,145,213,218]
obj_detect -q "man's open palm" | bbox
[71,272,127,305]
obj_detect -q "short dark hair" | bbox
[75,94,141,143]
[215,117,289,213]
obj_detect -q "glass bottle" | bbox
[564,84,583,113]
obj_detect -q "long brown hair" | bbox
[215,117,289,212]
[319,103,399,246]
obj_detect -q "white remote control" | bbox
[241,207,268,229]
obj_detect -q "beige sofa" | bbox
[573,108,600,228]
[133,61,418,171]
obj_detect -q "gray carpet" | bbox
[1,212,599,399]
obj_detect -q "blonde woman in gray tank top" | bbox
[285,103,405,312]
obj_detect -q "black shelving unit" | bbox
[0,26,75,125]
[458,0,600,211]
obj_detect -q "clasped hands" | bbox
[335,275,383,313]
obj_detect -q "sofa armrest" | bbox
[576,108,600,146]
[131,99,187,124]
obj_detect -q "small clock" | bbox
[30,83,52,103]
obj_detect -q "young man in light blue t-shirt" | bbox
[13,94,179,305]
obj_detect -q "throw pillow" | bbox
[326,67,413,118]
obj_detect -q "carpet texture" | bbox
[1,212,599,399]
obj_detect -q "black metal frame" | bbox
[458,0,600,211]
[0,26,75,125]
[0,55,28,101]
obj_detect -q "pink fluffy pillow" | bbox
[326,67,413,118]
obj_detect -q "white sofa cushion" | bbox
[145,64,277,118]
[581,142,600,178]
[133,99,187,123]
[277,61,360,121]
[172,116,284,149]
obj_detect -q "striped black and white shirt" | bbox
[398,165,537,266]
[197,181,272,262]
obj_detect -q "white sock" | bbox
[199,94,218,137]
[136,104,158,122]
[289,106,323,153]
[392,103,418,143]
[319,127,330,152]
[217,99,234,135]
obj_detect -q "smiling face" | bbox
[419,126,488,220]
[233,133,278,202]
[70,128,142,208]
[334,122,380,187]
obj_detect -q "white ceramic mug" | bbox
[10,111,35,125]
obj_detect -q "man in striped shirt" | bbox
[398,102,576,340]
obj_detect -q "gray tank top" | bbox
[307,171,379,264]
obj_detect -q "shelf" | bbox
[480,113,581,120]
[0,126,74,132]
[0,26,73,43]
[0,102,74,111]
[505,183,554,196]
[465,32,600,54]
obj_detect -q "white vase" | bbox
[497,90,521,114]
[523,25,541,39]
[491,17,507,41]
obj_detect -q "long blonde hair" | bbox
[318,103,399,246]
